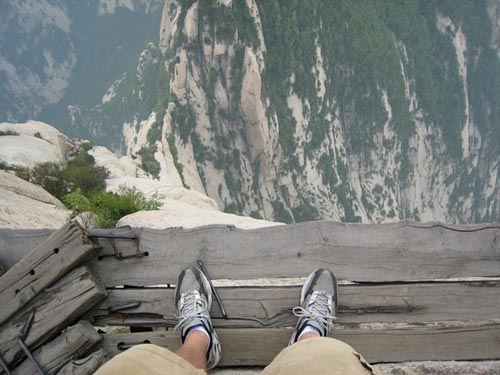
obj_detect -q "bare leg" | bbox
[298,331,320,341]
[175,331,209,371]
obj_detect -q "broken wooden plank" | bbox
[0,266,107,366]
[88,221,500,286]
[12,321,101,375]
[56,349,108,375]
[0,223,98,325]
[86,280,500,328]
[100,320,500,365]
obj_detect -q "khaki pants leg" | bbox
[94,344,206,375]
[261,337,374,375]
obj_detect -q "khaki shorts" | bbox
[95,337,374,375]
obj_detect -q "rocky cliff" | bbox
[3,0,500,224]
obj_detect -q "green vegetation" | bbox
[167,134,186,186]
[137,145,161,178]
[15,147,162,228]
[230,47,246,106]
[171,102,197,144]
[272,200,293,224]
[65,186,162,228]
[292,202,319,222]
[16,149,108,200]
[147,119,162,145]
[198,0,259,46]
[258,0,413,161]
[249,210,263,219]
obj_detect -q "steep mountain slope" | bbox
[0,0,163,127]
[4,0,500,224]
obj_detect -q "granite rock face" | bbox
[0,170,70,229]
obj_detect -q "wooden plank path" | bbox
[88,222,500,286]
[1,221,500,370]
[83,221,500,366]
[100,320,500,365]
[87,280,500,327]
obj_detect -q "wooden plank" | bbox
[88,221,500,286]
[0,223,98,325]
[100,321,500,365]
[0,228,54,270]
[56,349,108,375]
[12,321,101,375]
[86,281,500,328]
[0,266,107,366]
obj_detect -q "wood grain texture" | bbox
[56,349,108,375]
[100,320,500,365]
[12,321,101,375]
[0,267,107,366]
[0,223,98,325]
[87,221,500,286]
[86,281,500,328]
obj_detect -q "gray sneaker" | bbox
[175,267,222,369]
[289,268,339,345]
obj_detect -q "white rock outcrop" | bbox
[0,121,73,168]
[0,171,70,229]
[117,200,283,229]
[90,144,219,212]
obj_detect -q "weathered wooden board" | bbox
[12,321,101,375]
[56,349,108,375]
[86,280,500,328]
[0,223,98,325]
[0,228,54,270]
[87,221,500,286]
[0,267,107,366]
[100,320,500,365]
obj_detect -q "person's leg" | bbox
[94,267,221,375]
[174,267,222,370]
[94,344,206,375]
[262,268,374,375]
[175,330,209,371]
[262,337,374,375]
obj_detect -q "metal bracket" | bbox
[0,354,12,375]
[17,311,46,375]
[197,260,228,319]
[108,302,141,313]
[97,237,147,261]
[117,340,151,351]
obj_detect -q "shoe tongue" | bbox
[308,292,331,314]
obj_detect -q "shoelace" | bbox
[174,291,210,331]
[292,291,337,333]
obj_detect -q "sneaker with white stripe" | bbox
[289,268,339,345]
